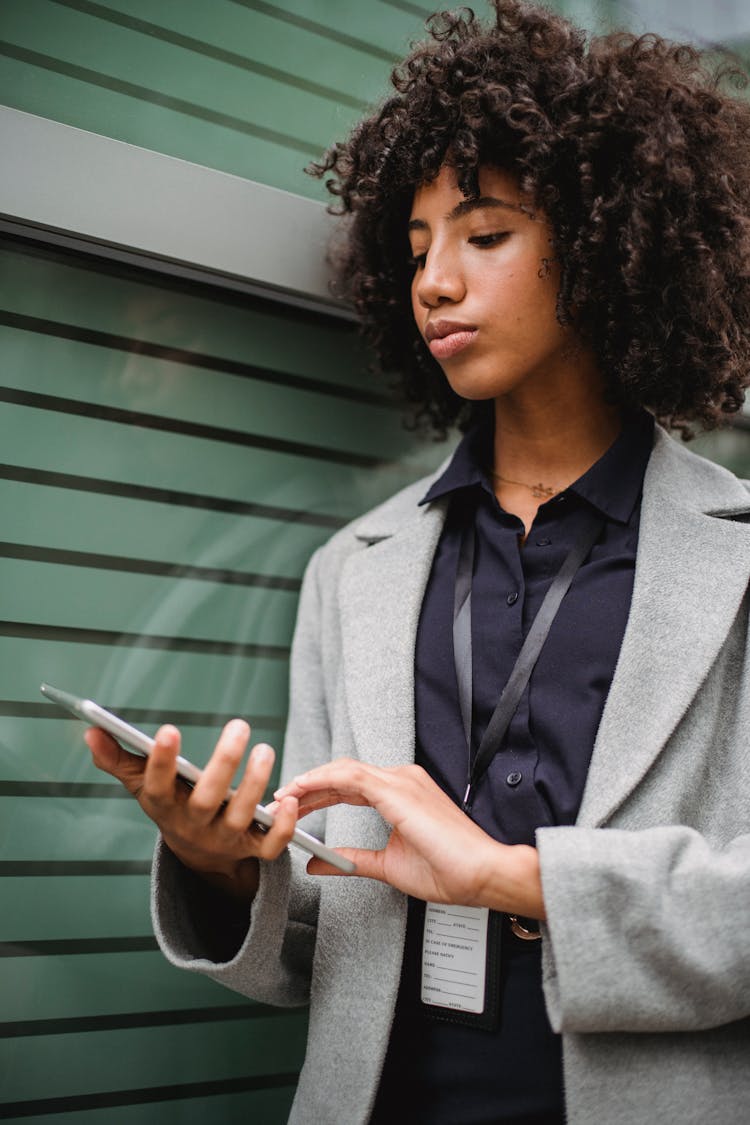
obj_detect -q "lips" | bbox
[425,319,478,360]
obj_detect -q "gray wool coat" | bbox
[152,427,750,1125]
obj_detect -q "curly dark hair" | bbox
[310,0,750,437]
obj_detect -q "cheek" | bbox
[474,267,533,323]
[485,262,558,321]
[410,279,423,325]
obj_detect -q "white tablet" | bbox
[40,682,355,874]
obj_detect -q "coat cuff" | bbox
[151,836,292,972]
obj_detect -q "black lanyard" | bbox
[452,506,606,812]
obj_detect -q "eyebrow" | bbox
[408,195,522,232]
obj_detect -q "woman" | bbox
[87,3,750,1123]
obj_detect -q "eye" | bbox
[469,231,509,248]
[408,251,427,271]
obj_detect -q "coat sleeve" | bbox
[537,824,750,1033]
[150,545,335,1006]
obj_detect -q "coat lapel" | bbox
[579,430,750,827]
[339,497,448,769]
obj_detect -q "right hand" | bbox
[84,720,300,899]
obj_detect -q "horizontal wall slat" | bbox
[0,402,428,517]
[379,0,434,18]
[231,0,435,60]
[0,950,245,1023]
[0,310,394,408]
[0,862,150,876]
[0,1083,296,1124]
[0,795,158,862]
[98,0,406,72]
[0,475,342,582]
[0,323,414,461]
[0,246,371,395]
[1,1001,281,1038]
[0,465,347,533]
[0,541,303,591]
[0,558,299,648]
[1,875,150,941]
[0,1013,308,1103]
[0,621,289,660]
[0,1074,298,1122]
[0,716,286,787]
[0,796,313,863]
[0,637,290,714]
[0,781,131,797]
[59,0,379,107]
[0,707,283,729]
[0,937,158,957]
[0,386,385,469]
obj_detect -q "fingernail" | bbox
[156,725,179,746]
[226,719,249,738]
[253,743,273,764]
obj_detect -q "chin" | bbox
[444,357,564,405]
[442,371,519,403]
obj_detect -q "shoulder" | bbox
[309,459,451,579]
[293,461,450,649]
[648,427,750,512]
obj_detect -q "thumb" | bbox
[85,727,147,794]
[306,847,385,881]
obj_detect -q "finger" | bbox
[222,742,276,832]
[276,758,383,806]
[141,724,182,804]
[85,727,147,794]
[292,791,369,818]
[251,794,300,859]
[307,847,380,880]
[188,719,250,825]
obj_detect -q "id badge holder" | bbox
[420,903,502,1030]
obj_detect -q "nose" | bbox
[413,246,465,309]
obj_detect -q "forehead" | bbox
[409,165,522,221]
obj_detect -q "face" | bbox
[408,165,588,405]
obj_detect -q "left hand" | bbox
[275,758,545,919]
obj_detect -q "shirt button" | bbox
[506,772,523,787]
[506,591,519,606]
[536,538,551,546]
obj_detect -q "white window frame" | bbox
[0,106,353,320]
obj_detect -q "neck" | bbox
[492,381,623,488]
[490,367,623,537]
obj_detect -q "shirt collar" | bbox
[420,422,492,504]
[420,409,655,525]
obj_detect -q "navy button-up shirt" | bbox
[373,410,655,1125]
